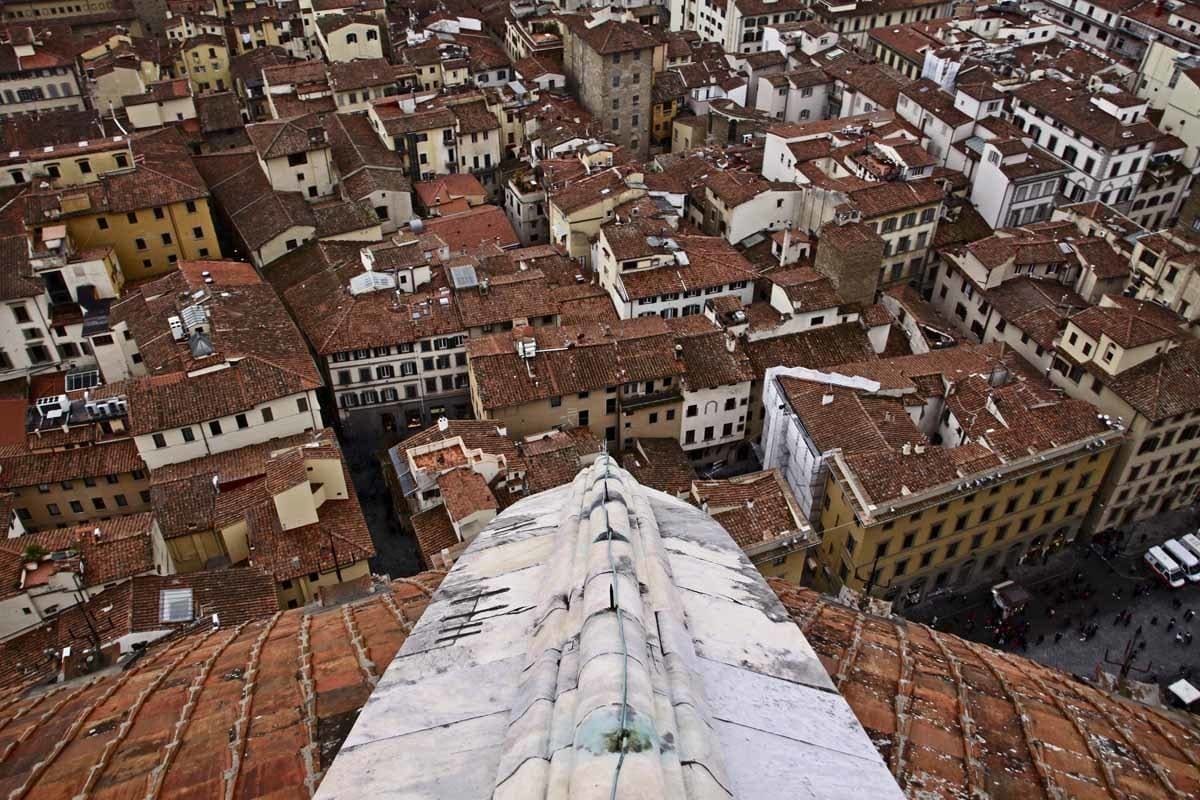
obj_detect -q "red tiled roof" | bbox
[693,470,804,549]
[422,205,518,252]
[467,318,685,411]
[411,505,457,567]
[437,467,498,522]
[618,438,696,497]
[771,583,1200,800]
[0,573,443,793]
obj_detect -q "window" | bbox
[69,500,83,514]
[209,420,223,436]
[152,432,167,448]
[550,396,562,407]
[236,413,248,429]
[93,498,106,511]
[135,237,147,251]
[47,503,61,517]
[297,397,309,413]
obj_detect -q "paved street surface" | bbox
[907,508,1200,690]
[340,429,422,579]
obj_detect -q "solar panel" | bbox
[449,264,479,289]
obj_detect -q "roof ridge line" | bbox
[144,621,252,800]
[226,611,287,798]
[52,625,226,799]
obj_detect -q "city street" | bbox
[907,508,1200,690]
[340,430,423,579]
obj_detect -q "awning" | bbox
[1168,679,1200,706]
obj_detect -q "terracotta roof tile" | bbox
[0,573,443,793]
[771,583,1200,800]
[618,437,696,497]
[744,322,877,375]
[436,467,498,522]
[411,505,457,567]
[422,205,518,252]
[467,318,685,411]
[693,470,805,549]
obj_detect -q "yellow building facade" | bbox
[817,447,1116,607]
[56,194,221,280]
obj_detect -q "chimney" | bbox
[92,527,102,542]
[437,416,450,432]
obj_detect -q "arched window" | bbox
[366,29,377,40]
[60,82,72,97]
[46,84,58,98]
[346,32,358,43]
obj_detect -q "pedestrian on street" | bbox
[1177,633,1185,645]
[1136,625,1144,638]
[1186,609,1195,622]
[1151,616,1159,626]
[1173,597,1183,610]
[1168,617,1177,631]
[1055,631,1063,643]
[1187,632,1194,646]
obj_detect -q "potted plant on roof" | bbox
[22,543,47,569]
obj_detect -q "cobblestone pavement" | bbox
[906,507,1200,690]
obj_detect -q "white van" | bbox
[1164,539,1200,583]
[1146,546,1186,588]
[1180,533,1200,563]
